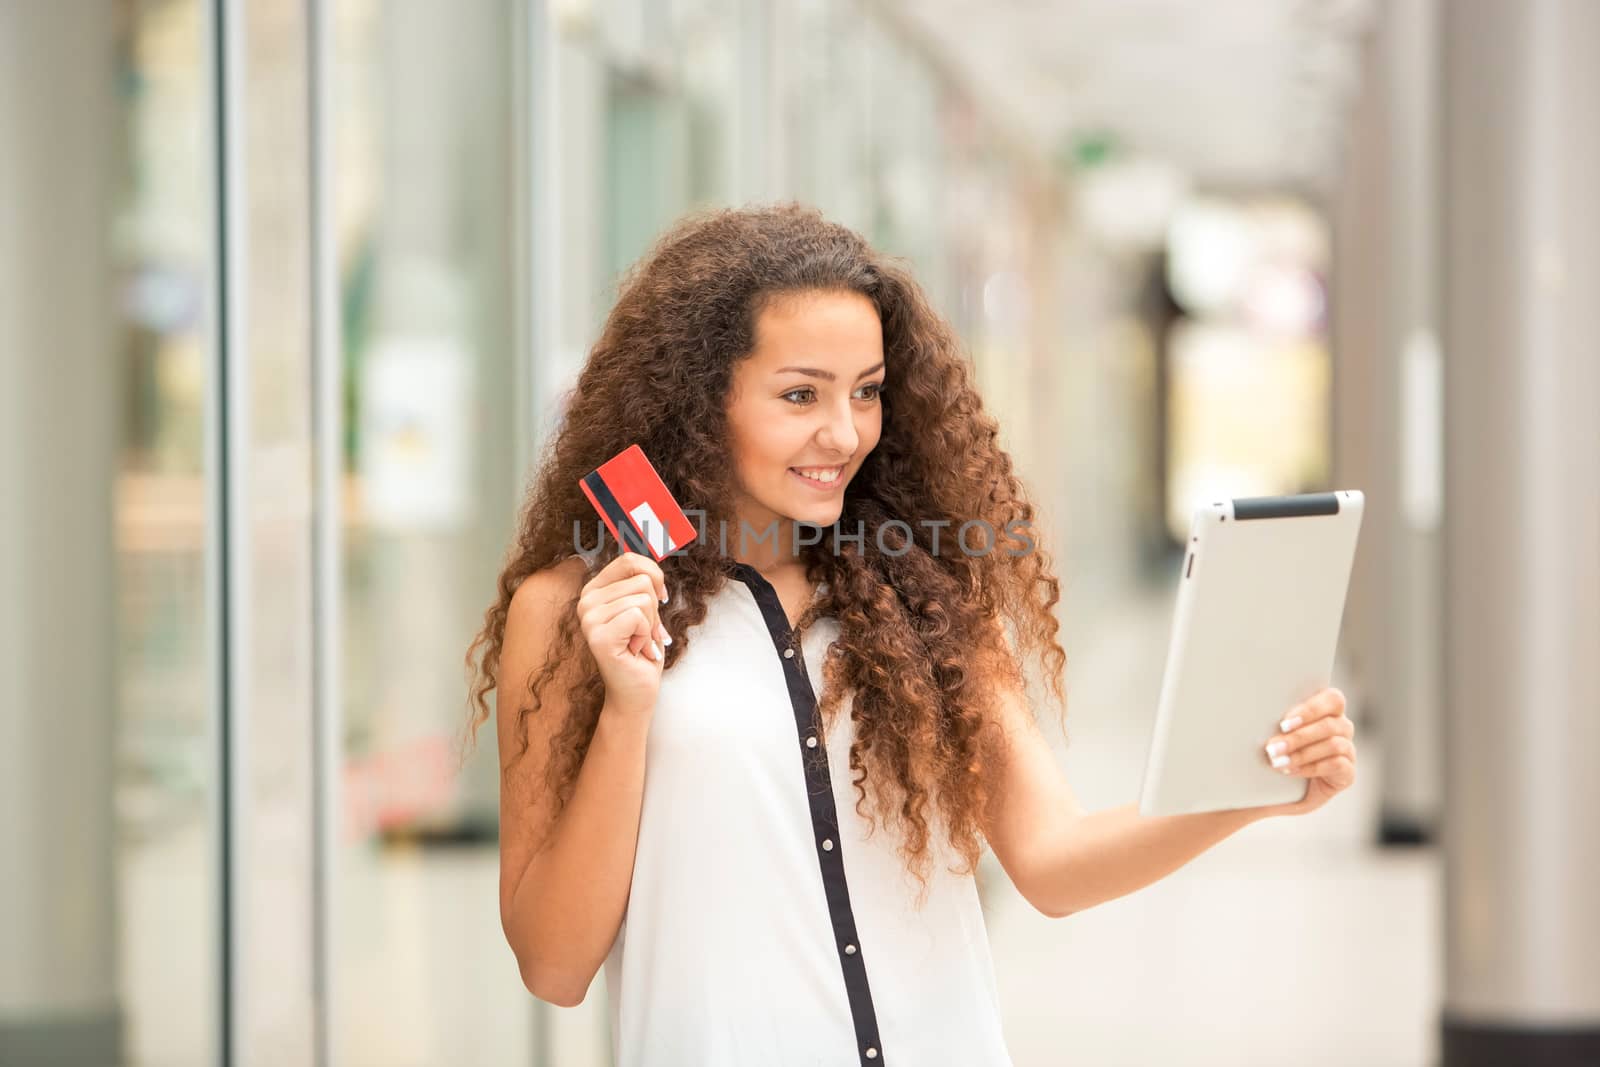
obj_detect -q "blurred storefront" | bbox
[4,1,1369,1065]
[4,1,1137,1064]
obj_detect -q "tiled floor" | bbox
[121,581,1439,1066]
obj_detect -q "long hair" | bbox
[464,202,1067,893]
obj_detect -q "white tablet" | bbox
[1137,490,1366,817]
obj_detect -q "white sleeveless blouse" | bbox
[602,563,1014,1066]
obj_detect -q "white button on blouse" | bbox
[602,563,1015,1066]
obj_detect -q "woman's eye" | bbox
[782,383,881,405]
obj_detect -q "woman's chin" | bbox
[778,497,844,529]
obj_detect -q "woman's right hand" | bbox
[577,553,672,717]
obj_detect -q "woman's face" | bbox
[725,289,885,541]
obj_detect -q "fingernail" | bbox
[652,640,664,660]
[660,587,670,604]
[661,630,673,646]
[1265,740,1286,759]
[1279,716,1302,733]
[1271,754,1290,769]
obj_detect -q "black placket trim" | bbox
[729,562,885,1067]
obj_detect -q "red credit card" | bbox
[578,444,697,560]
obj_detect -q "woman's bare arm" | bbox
[496,560,654,1006]
[981,646,1355,916]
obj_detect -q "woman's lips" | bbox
[789,465,844,491]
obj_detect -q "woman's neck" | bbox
[729,509,808,577]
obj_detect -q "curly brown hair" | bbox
[463,202,1067,894]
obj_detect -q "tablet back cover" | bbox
[1138,491,1365,816]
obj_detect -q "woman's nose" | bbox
[817,402,859,455]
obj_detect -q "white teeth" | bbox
[793,466,842,484]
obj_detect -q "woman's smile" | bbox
[789,464,845,490]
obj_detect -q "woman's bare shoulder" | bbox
[508,556,592,624]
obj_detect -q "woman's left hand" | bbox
[1254,687,1357,817]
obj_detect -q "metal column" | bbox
[0,4,121,1062]
[1440,0,1600,1061]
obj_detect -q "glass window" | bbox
[331,1,532,1063]
[113,3,220,1063]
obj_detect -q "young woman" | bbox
[464,204,1357,1066]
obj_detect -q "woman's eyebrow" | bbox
[774,360,886,382]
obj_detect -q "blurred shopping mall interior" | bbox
[2,0,1596,1065]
